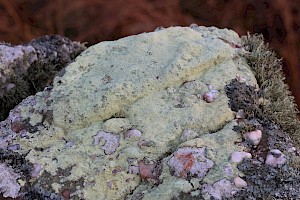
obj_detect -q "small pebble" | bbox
[124,129,142,139]
[230,151,252,163]
[244,130,262,145]
[233,176,247,188]
[265,149,287,167]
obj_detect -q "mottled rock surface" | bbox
[0,26,261,199]
[0,35,86,121]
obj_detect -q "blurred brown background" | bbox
[0,0,299,109]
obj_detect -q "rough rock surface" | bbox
[0,26,266,199]
[0,35,86,121]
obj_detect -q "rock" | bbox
[230,151,252,163]
[0,163,21,198]
[265,149,287,167]
[233,176,247,188]
[202,178,238,200]
[244,129,262,146]
[0,35,86,121]
[0,26,258,199]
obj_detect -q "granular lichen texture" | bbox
[1,26,299,199]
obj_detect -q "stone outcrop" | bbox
[0,26,299,199]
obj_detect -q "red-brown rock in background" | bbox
[0,0,299,109]
[0,0,194,43]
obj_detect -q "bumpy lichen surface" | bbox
[1,26,258,199]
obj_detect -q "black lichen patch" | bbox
[22,186,64,200]
[0,149,80,200]
[171,191,204,200]
[225,79,262,119]
[225,80,263,134]
[0,149,33,181]
[29,167,85,200]
[25,35,85,94]
[234,159,300,199]
[0,77,30,117]
[225,78,300,199]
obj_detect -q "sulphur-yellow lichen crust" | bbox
[10,26,258,199]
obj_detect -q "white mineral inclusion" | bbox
[265,149,287,167]
[244,130,262,145]
[233,176,247,188]
[230,151,252,163]
[124,129,142,139]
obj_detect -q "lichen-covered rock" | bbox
[0,26,258,199]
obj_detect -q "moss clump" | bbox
[241,33,300,146]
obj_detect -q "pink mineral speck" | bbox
[138,159,158,181]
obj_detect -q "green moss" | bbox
[241,33,300,146]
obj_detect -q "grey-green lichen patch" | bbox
[1,26,259,199]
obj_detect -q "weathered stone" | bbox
[0,35,86,121]
[0,26,258,199]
